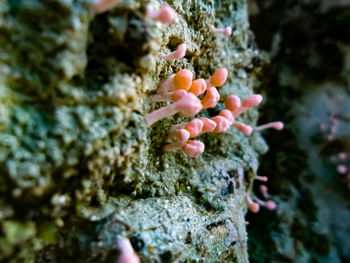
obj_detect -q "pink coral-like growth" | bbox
[116,237,140,263]
[201,87,220,109]
[256,121,284,131]
[164,140,205,158]
[158,43,187,60]
[211,116,231,133]
[233,94,263,117]
[188,79,207,96]
[207,68,228,88]
[146,92,202,126]
[246,194,260,213]
[146,4,176,24]
[210,25,232,36]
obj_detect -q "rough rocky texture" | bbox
[0,0,267,262]
[247,0,350,262]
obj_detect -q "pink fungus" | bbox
[219,109,234,125]
[146,4,176,24]
[173,69,193,91]
[158,43,186,60]
[116,237,140,263]
[246,194,260,213]
[225,95,241,112]
[233,94,263,117]
[337,165,348,174]
[90,0,121,14]
[145,92,202,126]
[188,79,207,96]
[256,199,277,211]
[164,140,205,158]
[168,128,190,142]
[259,185,269,199]
[210,25,232,36]
[256,121,284,131]
[198,117,217,133]
[201,87,220,109]
[231,122,253,136]
[185,119,204,138]
[211,116,231,133]
[155,69,193,102]
[338,152,347,160]
[208,68,228,88]
[255,175,268,182]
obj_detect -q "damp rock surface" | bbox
[0,0,265,262]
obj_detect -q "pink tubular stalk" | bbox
[164,140,205,158]
[256,198,277,211]
[116,237,140,263]
[188,79,207,96]
[225,95,241,112]
[145,92,202,126]
[146,4,176,24]
[256,121,284,131]
[158,43,186,60]
[210,25,232,36]
[201,87,220,109]
[259,185,269,199]
[233,94,263,117]
[231,122,253,136]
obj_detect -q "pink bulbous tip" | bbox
[199,117,217,133]
[256,121,284,131]
[219,109,234,124]
[189,79,207,96]
[185,119,204,138]
[255,175,268,182]
[211,116,231,133]
[242,94,263,108]
[225,95,241,112]
[223,26,232,36]
[264,200,277,210]
[210,25,232,37]
[338,152,347,160]
[259,185,269,199]
[201,87,220,109]
[116,237,140,263]
[249,202,260,213]
[173,69,193,91]
[169,128,190,142]
[232,122,253,136]
[181,140,205,158]
[171,89,187,101]
[210,68,228,87]
[146,4,176,24]
[337,165,348,174]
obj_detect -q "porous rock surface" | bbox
[0,0,265,262]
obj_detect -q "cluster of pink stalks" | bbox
[145,67,284,158]
[246,178,277,213]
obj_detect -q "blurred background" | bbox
[247,0,350,262]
